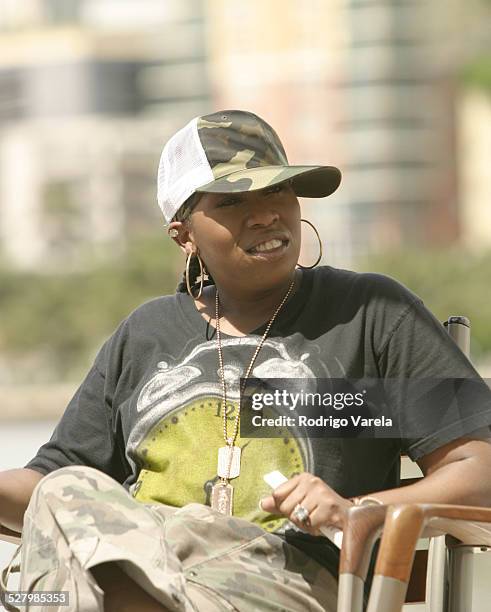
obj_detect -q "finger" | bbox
[269,473,302,500]
[276,487,311,518]
[274,474,327,517]
[260,473,326,516]
[260,481,308,516]
[259,495,277,513]
[289,501,319,532]
[259,473,304,514]
[259,487,307,516]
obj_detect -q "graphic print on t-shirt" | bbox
[128,336,317,532]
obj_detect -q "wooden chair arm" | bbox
[339,504,387,578]
[366,503,491,612]
[337,505,388,612]
[0,525,21,545]
[375,503,491,581]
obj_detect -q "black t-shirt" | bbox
[25,266,491,574]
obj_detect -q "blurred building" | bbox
[458,88,491,251]
[0,0,212,270]
[0,0,489,270]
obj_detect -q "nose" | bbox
[245,196,280,228]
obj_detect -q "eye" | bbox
[217,195,242,208]
[264,183,286,195]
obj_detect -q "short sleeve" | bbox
[24,326,130,483]
[377,299,491,460]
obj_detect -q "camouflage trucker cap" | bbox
[157,109,342,223]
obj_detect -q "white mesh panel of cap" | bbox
[157,116,214,223]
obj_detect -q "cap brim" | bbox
[195,165,341,198]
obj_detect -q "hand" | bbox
[259,472,353,536]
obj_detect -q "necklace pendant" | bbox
[211,482,234,515]
[217,445,241,479]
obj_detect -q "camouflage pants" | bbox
[2,466,337,611]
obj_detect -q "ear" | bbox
[167,221,196,255]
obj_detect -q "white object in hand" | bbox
[262,470,343,549]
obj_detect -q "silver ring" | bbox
[292,504,310,523]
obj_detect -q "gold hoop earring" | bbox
[297,219,322,269]
[186,251,204,299]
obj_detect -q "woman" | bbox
[1,110,491,612]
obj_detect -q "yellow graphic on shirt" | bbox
[133,396,305,532]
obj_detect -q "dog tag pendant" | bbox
[217,445,241,479]
[211,482,233,515]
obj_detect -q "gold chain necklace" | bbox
[210,278,296,515]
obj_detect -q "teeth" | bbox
[253,239,283,253]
